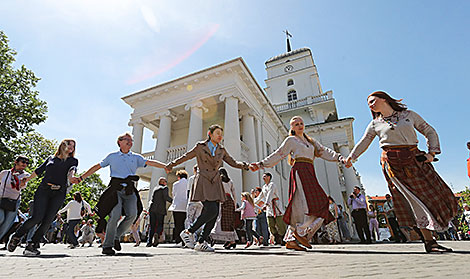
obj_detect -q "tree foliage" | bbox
[0,30,48,169]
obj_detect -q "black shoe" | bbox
[146,242,152,247]
[153,240,159,247]
[7,235,21,252]
[114,240,121,251]
[23,243,40,256]
[102,247,115,255]
[225,242,236,250]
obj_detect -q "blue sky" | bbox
[1,0,469,195]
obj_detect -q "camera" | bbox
[350,194,355,199]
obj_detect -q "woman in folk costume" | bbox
[250,116,343,251]
[345,91,458,253]
[166,124,249,252]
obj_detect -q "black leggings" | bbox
[15,186,66,244]
[189,201,219,244]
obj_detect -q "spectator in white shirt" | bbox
[168,170,188,244]
[58,192,92,248]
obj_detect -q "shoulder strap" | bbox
[1,171,11,197]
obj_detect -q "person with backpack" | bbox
[58,192,92,248]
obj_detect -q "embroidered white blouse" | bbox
[261,136,341,168]
[349,110,440,160]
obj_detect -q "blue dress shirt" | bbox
[100,151,147,179]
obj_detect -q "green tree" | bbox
[0,30,48,169]
[63,173,107,210]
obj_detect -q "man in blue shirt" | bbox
[348,186,372,244]
[76,132,167,255]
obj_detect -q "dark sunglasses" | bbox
[18,159,29,164]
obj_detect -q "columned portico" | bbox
[241,113,258,191]
[220,94,243,204]
[150,110,174,196]
[130,119,144,154]
[184,101,206,174]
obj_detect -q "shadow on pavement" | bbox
[10,254,71,258]
[308,249,469,255]
[216,250,301,256]
[112,252,154,257]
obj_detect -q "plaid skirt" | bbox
[381,147,458,229]
[283,161,334,226]
[221,194,236,231]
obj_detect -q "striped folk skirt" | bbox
[283,161,334,226]
[381,146,458,231]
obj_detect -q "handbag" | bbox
[0,171,19,212]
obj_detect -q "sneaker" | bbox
[23,243,41,256]
[114,240,121,251]
[7,235,21,252]
[69,244,79,249]
[194,242,215,252]
[180,230,195,249]
[102,247,115,255]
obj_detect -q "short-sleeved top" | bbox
[350,110,440,160]
[35,157,79,187]
[100,151,147,179]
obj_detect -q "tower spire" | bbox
[283,29,292,52]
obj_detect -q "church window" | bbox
[287,90,297,102]
[287,79,294,86]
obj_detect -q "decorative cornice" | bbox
[128,117,144,126]
[219,92,245,104]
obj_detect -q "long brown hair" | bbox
[55,139,76,159]
[287,116,319,166]
[368,91,407,119]
[241,192,255,207]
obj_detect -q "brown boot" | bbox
[286,241,307,251]
[293,230,312,249]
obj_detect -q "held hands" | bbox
[249,162,261,172]
[164,164,172,174]
[69,177,80,184]
[343,157,353,168]
[424,153,434,163]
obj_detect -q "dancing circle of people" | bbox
[0,91,461,256]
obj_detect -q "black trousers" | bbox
[189,201,219,244]
[172,211,186,243]
[147,212,165,244]
[352,209,371,243]
[388,216,407,242]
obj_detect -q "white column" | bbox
[241,113,258,192]
[130,119,144,154]
[255,116,264,186]
[339,144,360,195]
[149,111,173,199]
[184,101,206,174]
[220,94,243,205]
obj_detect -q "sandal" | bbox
[424,240,453,253]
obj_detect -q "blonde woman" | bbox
[8,139,79,256]
[250,116,343,251]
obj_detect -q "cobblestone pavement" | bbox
[1,241,469,278]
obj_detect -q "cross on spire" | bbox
[284,30,292,52]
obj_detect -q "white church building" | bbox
[122,47,363,218]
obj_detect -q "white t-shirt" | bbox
[168,178,188,212]
[58,200,92,222]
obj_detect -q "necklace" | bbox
[295,136,310,148]
[382,111,399,130]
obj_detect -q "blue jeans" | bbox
[66,219,81,245]
[0,199,20,240]
[15,185,66,244]
[103,189,137,249]
[255,211,269,245]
